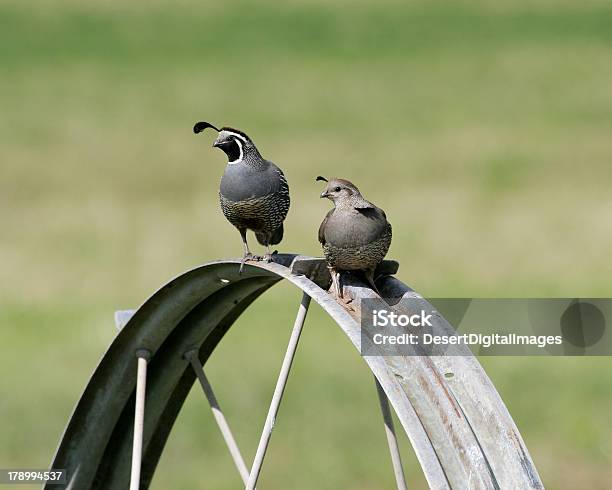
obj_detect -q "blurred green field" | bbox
[1,0,612,488]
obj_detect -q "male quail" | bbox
[194,122,290,272]
[317,176,392,298]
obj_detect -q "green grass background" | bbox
[1,0,612,488]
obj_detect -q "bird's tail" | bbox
[256,224,284,246]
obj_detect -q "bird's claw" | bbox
[329,269,343,298]
[262,253,275,263]
[239,253,257,274]
[330,290,354,310]
[261,249,278,263]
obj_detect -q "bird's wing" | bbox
[353,198,376,210]
[318,208,335,245]
[263,160,288,192]
[274,165,290,197]
[355,206,392,239]
[355,205,384,220]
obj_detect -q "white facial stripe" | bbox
[228,138,243,164]
[225,131,247,143]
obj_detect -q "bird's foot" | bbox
[329,289,354,310]
[329,268,346,300]
[261,249,278,263]
[262,251,278,263]
[239,253,259,274]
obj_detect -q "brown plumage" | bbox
[317,177,392,298]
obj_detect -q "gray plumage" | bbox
[318,177,392,296]
[194,123,290,270]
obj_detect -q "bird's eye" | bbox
[334,186,341,192]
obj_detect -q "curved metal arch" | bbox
[48,254,543,490]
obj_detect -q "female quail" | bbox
[194,122,290,272]
[317,176,392,298]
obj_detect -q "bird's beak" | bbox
[320,191,329,198]
[212,136,223,148]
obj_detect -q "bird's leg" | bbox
[364,268,382,297]
[328,268,355,309]
[239,228,254,274]
[263,244,274,263]
[329,267,343,299]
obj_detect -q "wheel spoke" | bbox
[375,377,408,490]
[130,349,151,490]
[185,350,250,485]
[245,292,311,490]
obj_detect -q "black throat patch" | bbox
[221,138,242,162]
